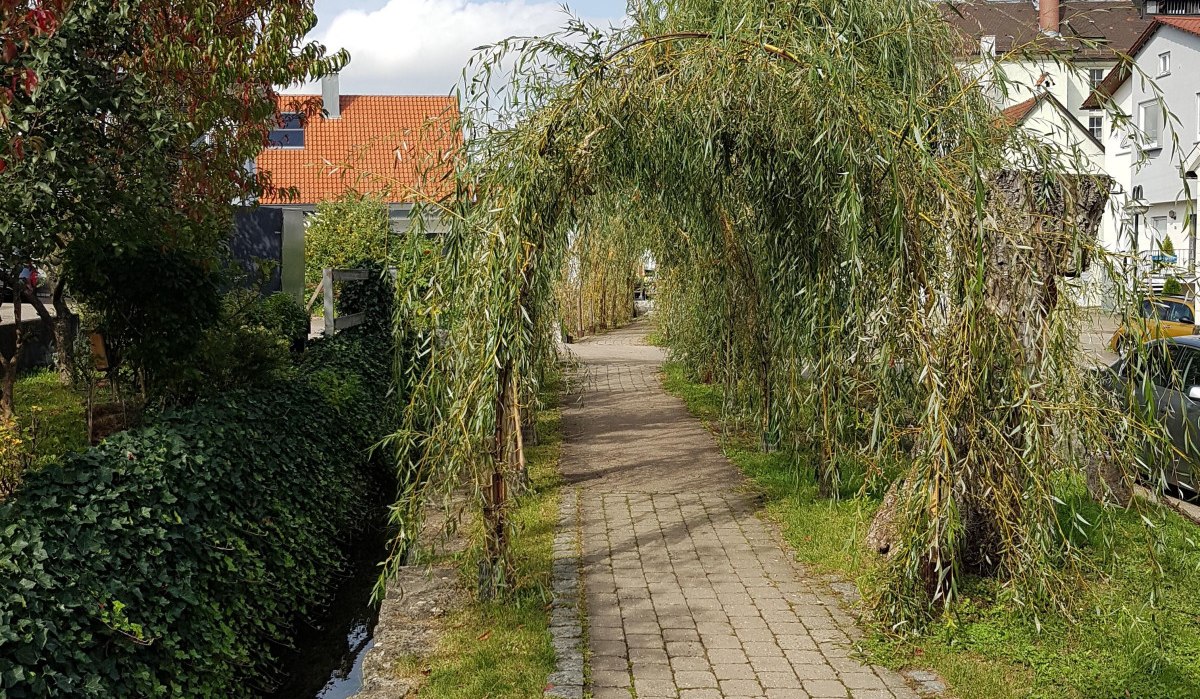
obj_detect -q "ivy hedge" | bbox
[0,321,394,697]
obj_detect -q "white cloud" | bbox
[287,0,615,96]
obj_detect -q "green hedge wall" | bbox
[0,328,393,697]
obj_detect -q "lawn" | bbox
[14,369,88,468]
[662,361,1200,699]
[419,375,563,698]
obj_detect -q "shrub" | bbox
[0,326,394,697]
[1163,276,1184,297]
[338,259,396,334]
[0,415,31,498]
[153,290,311,402]
[248,292,310,350]
[66,239,223,382]
[304,193,392,298]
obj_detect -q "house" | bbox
[942,0,1150,129]
[1084,8,1200,291]
[944,1,1152,304]
[1001,92,1106,173]
[255,74,460,232]
[248,74,459,301]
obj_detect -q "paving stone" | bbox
[556,323,923,699]
[804,679,850,698]
[719,678,765,696]
[712,663,757,680]
[675,670,719,688]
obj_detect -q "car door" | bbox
[1151,344,1200,491]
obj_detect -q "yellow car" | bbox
[1110,296,1198,353]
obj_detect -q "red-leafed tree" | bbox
[0,0,344,414]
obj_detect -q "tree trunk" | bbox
[0,297,24,419]
[479,362,515,599]
[50,278,76,384]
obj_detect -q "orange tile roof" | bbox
[256,95,460,205]
[1001,96,1039,125]
[1158,15,1200,39]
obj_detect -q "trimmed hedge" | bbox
[0,327,393,697]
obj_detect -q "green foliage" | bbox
[14,371,87,469]
[339,259,399,335]
[0,0,344,415]
[667,360,1200,699]
[1161,235,1177,258]
[0,325,393,697]
[400,0,1139,628]
[305,193,393,297]
[245,292,310,351]
[420,376,562,698]
[1163,275,1184,297]
[66,239,223,381]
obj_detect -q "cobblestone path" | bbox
[555,320,918,699]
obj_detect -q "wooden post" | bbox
[322,268,335,337]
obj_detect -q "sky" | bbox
[285,0,630,96]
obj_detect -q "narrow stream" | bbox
[266,519,388,699]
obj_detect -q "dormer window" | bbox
[268,112,305,149]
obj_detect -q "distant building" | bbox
[944,1,1153,304]
[1085,11,1200,291]
[255,74,460,233]
[942,0,1150,127]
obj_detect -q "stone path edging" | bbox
[545,486,586,698]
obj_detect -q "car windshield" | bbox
[1140,300,1195,324]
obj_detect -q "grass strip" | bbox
[662,360,1200,699]
[421,381,564,698]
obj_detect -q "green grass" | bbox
[15,369,87,468]
[420,382,563,698]
[662,360,1200,699]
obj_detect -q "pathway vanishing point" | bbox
[549,320,920,699]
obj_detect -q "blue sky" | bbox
[292,0,629,95]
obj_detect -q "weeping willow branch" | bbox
[388,0,1165,629]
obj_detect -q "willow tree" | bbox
[392,0,1138,623]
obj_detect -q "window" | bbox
[1159,51,1171,76]
[1088,115,1103,140]
[1089,68,1106,88]
[1141,100,1162,148]
[268,112,304,148]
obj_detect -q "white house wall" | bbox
[1127,27,1200,216]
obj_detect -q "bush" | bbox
[1163,276,1184,297]
[249,292,310,350]
[66,239,223,381]
[152,290,311,402]
[0,325,394,697]
[305,193,391,298]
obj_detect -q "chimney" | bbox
[321,73,341,119]
[981,35,996,58]
[1038,0,1060,35]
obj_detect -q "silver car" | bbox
[1107,336,1200,493]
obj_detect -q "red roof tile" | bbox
[1002,96,1040,124]
[941,1,1152,59]
[256,95,460,205]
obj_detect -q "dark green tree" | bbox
[0,0,345,412]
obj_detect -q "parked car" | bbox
[1109,296,1197,354]
[1102,336,1200,494]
